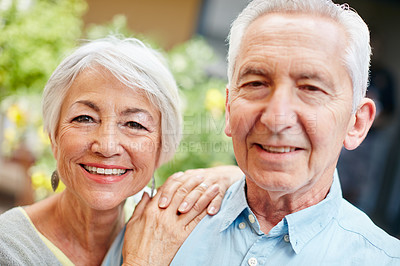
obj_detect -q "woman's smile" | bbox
[82,164,129,176]
[80,164,132,184]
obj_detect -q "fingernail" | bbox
[178,201,188,212]
[208,206,217,215]
[159,197,167,208]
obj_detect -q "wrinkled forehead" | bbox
[234,13,348,76]
[246,13,346,53]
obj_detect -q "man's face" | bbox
[225,13,355,199]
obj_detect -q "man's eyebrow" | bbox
[73,100,100,112]
[121,108,154,121]
[236,66,269,85]
[237,67,268,84]
[297,72,334,88]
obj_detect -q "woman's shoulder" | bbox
[0,207,29,231]
[0,207,62,265]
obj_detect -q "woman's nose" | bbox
[90,123,123,157]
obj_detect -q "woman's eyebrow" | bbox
[121,108,154,121]
[73,100,100,112]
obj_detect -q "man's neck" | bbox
[245,177,333,234]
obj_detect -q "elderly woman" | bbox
[0,36,242,265]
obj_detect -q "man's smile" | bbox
[257,145,297,153]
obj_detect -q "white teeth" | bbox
[261,145,296,153]
[97,168,105,174]
[83,165,127,176]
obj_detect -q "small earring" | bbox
[150,175,156,198]
[51,170,59,192]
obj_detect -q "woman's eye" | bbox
[72,115,94,123]
[126,121,147,130]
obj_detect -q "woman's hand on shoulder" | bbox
[158,165,243,215]
[122,182,219,265]
[122,165,243,265]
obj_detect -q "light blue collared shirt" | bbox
[103,172,400,265]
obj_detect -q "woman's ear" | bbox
[49,134,58,159]
[343,98,376,150]
[224,87,232,137]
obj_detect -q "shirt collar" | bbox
[286,169,342,254]
[218,169,343,254]
[219,177,248,232]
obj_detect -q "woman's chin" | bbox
[79,190,127,212]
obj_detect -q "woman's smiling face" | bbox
[52,66,161,210]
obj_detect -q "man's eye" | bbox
[72,115,94,123]
[126,121,147,130]
[300,85,322,92]
[245,81,266,87]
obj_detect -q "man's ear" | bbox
[224,87,232,137]
[343,98,376,150]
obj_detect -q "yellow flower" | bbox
[55,180,66,193]
[31,171,47,189]
[6,104,27,128]
[205,88,225,118]
[31,170,66,195]
[38,125,50,146]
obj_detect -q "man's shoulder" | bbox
[335,199,400,258]
[176,178,246,243]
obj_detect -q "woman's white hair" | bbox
[227,0,371,112]
[42,36,181,164]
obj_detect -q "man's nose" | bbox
[91,123,122,157]
[259,86,297,134]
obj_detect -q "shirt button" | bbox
[248,214,255,224]
[283,234,290,243]
[239,222,246,229]
[248,257,258,266]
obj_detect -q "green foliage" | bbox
[155,38,236,184]
[0,0,87,100]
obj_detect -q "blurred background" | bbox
[0,0,399,238]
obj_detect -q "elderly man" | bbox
[171,0,400,264]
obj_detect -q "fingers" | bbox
[128,192,151,223]
[158,171,184,208]
[206,192,224,215]
[185,209,208,234]
[179,184,220,223]
[157,166,241,216]
[175,166,242,214]
[177,182,211,213]
[158,170,205,209]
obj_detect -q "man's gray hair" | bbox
[42,36,182,164]
[227,0,371,112]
